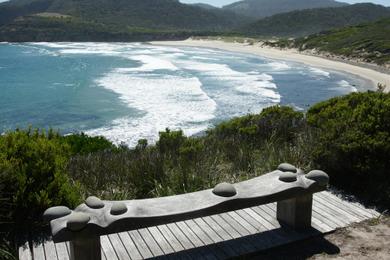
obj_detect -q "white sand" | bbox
[150,39,390,93]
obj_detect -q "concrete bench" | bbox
[43,163,329,260]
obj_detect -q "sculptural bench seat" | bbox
[44,163,329,260]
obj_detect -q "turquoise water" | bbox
[0,42,372,146]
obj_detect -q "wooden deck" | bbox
[19,191,380,260]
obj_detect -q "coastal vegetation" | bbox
[241,3,390,37]
[292,17,390,66]
[1,0,389,43]
[1,91,389,258]
[222,0,346,19]
[0,0,250,31]
[0,15,197,42]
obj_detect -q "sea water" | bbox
[0,42,372,146]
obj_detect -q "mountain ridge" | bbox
[0,0,251,30]
[223,0,347,19]
[241,3,390,37]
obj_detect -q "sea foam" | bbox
[175,60,280,102]
[337,80,358,92]
[86,72,216,146]
[309,67,330,77]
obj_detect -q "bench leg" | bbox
[277,194,312,230]
[70,237,101,260]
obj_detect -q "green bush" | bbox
[212,106,304,143]
[61,132,116,155]
[0,128,80,230]
[307,92,390,207]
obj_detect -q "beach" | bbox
[151,39,390,93]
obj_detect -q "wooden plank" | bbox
[185,219,214,245]
[313,201,348,227]
[203,215,247,255]
[156,225,194,260]
[101,248,107,260]
[184,219,226,259]
[235,209,268,232]
[219,212,264,252]
[311,205,339,231]
[173,221,217,260]
[202,216,233,241]
[101,235,119,260]
[210,214,256,253]
[227,211,258,234]
[244,208,275,230]
[157,225,185,252]
[312,205,342,229]
[219,212,251,237]
[317,192,379,219]
[252,206,280,228]
[166,223,196,250]
[108,233,131,260]
[315,195,362,223]
[138,228,164,257]
[65,242,70,256]
[43,240,58,260]
[209,215,241,239]
[242,207,295,244]
[321,191,377,216]
[235,210,279,250]
[32,242,46,260]
[148,226,175,255]
[249,206,306,245]
[192,218,224,243]
[316,193,365,222]
[54,242,69,260]
[128,230,154,259]
[117,232,143,260]
[19,241,32,260]
[175,221,204,248]
[194,217,238,257]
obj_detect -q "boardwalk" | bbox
[19,191,380,260]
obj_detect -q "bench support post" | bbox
[277,194,312,230]
[69,237,101,260]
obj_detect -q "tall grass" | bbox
[67,106,314,200]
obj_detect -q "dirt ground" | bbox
[251,216,390,260]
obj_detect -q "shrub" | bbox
[307,92,390,207]
[61,133,116,155]
[0,128,81,231]
[211,106,305,144]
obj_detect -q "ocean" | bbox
[0,42,372,146]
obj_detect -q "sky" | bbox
[180,0,390,7]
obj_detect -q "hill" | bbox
[191,3,218,10]
[241,3,390,37]
[0,14,197,42]
[223,0,347,19]
[292,17,390,66]
[0,0,250,33]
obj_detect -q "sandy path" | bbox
[150,39,390,93]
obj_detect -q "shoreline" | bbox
[150,39,390,93]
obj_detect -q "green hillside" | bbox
[223,0,346,19]
[241,3,390,37]
[293,17,390,65]
[0,0,250,39]
[0,15,198,42]
[191,3,218,10]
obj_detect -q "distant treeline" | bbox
[0,16,213,42]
